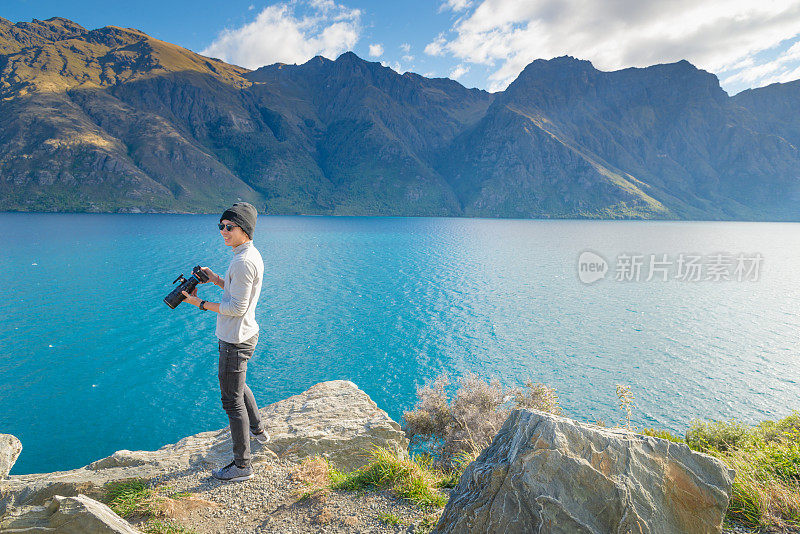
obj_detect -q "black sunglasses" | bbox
[218,223,239,231]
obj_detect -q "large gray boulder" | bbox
[0,380,408,515]
[436,409,735,534]
[259,380,409,470]
[0,434,22,479]
[0,494,141,533]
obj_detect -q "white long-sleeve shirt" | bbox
[216,241,264,344]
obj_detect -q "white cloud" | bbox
[439,0,471,12]
[400,42,411,53]
[723,40,800,88]
[369,43,384,57]
[201,0,361,69]
[425,0,800,92]
[449,63,469,79]
[424,33,447,56]
[381,59,413,74]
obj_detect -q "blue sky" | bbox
[4,0,800,95]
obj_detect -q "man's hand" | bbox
[182,287,200,307]
[199,266,215,283]
[200,266,223,287]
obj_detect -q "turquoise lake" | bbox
[1,213,798,475]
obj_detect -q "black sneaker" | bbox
[211,461,253,482]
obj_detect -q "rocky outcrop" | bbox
[435,409,735,534]
[0,380,407,515]
[0,434,22,479]
[0,494,141,533]
[256,380,409,469]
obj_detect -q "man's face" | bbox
[220,219,249,248]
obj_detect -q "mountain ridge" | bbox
[0,17,798,219]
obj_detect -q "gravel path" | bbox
[145,457,442,534]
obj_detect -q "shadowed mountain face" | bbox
[440,57,800,219]
[0,17,259,213]
[0,17,798,219]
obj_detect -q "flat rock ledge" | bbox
[0,380,408,517]
[435,409,735,534]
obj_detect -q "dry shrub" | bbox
[312,506,333,525]
[156,495,219,519]
[292,456,331,487]
[291,456,332,501]
[591,418,607,428]
[342,515,360,527]
[616,384,636,430]
[403,373,561,468]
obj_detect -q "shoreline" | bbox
[4,209,800,223]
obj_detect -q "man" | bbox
[181,202,270,482]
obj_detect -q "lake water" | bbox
[1,214,798,475]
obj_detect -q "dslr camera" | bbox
[164,265,209,309]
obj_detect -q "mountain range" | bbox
[1,17,798,219]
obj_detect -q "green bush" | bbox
[755,439,800,484]
[754,412,800,444]
[685,420,750,452]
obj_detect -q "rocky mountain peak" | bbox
[0,16,88,53]
[500,55,728,111]
[517,55,597,79]
[15,17,87,41]
[304,55,333,66]
[335,50,361,62]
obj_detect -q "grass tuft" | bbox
[102,478,199,534]
[330,446,448,508]
[417,513,441,533]
[105,479,160,519]
[684,414,800,530]
[376,512,402,525]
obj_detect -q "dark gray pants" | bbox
[218,333,264,467]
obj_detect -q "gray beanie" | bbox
[220,202,257,239]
